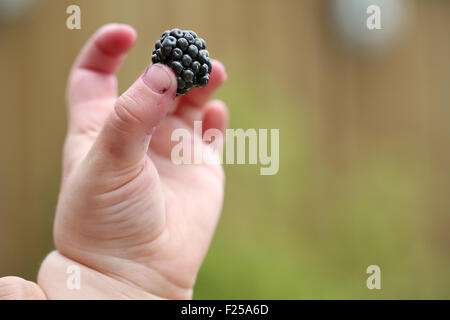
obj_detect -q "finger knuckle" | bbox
[112,94,144,132]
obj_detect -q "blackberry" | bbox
[151,28,212,95]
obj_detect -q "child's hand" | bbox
[12,24,227,300]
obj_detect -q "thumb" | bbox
[90,63,177,169]
[0,277,47,300]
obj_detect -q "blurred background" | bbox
[1,0,450,299]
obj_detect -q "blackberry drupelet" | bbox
[151,28,212,95]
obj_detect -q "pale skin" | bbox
[0,24,228,300]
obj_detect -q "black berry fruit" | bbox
[152,28,212,95]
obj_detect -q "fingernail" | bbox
[142,64,172,94]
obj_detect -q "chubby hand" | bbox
[0,24,228,300]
